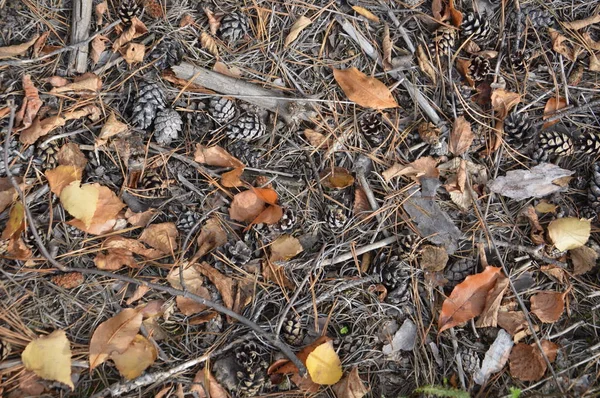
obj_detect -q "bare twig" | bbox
[295,276,377,314]
[320,236,398,266]
[69,0,94,72]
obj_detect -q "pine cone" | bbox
[34,139,61,172]
[325,204,351,232]
[221,240,253,265]
[397,233,418,259]
[219,12,250,44]
[0,339,11,361]
[184,100,211,132]
[237,364,267,397]
[154,108,183,145]
[444,85,474,117]
[503,111,535,150]
[139,170,166,197]
[588,162,600,212]
[430,26,457,56]
[359,112,385,146]
[234,341,264,369]
[131,81,166,129]
[148,38,184,70]
[523,6,554,29]
[176,210,201,234]
[580,206,597,222]
[209,97,236,124]
[273,207,296,233]
[226,114,266,141]
[227,140,262,168]
[335,334,367,359]
[461,348,481,376]
[537,131,574,157]
[118,0,140,25]
[469,55,490,82]
[0,138,29,177]
[576,131,600,156]
[282,315,304,346]
[509,51,530,74]
[461,12,491,43]
[444,258,476,288]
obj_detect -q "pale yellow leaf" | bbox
[270,234,303,262]
[333,67,398,109]
[0,34,39,60]
[111,334,157,379]
[22,330,73,389]
[285,16,312,47]
[306,340,343,385]
[59,181,99,228]
[547,217,590,251]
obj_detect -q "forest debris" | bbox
[139,222,178,254]
[487,163,574,200]
[570,245,598,275]
[194,145,243,168]
[50,73,102,93]
[320,167,355,189]
[382,156,439,183]
[20,105,101,145]
[416,45,436,83]
[270,234,303,262]
[113,17,148,51]
[563,13,600,30]
[474,329,513,385]
[419,245,448,272]
[119,43,145,64]
[94,248,138,270]
[449,116,474,156]
[547,217,590,251]
[476,273,509,328]
[542,96,568,128]
[285,16,312,47]
[97,113,129,146]
[306,340,343,385]
[15,75,42,129]
[194,218,227,259]
[333,67,399,109]
[22,330,73,389]
[0,34,39,59]
[332,367,369,398]
[167,265,211,315]
[382,319,417,354]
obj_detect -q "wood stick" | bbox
[69,0,94,73]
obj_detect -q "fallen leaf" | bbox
[111,334,157,379]
[60,181,100,227]
[476,273,509,328]
[306,340,343,385]
[320,167,355,189]
[353,187,371,219]
[212,61,243,78]
[125,208,157,227]
[89,308,142,370]
[474,329,513,385]
[509,343,546,382]
[549,29,579,62]
[285,16,312,47]
[448,0,463,27]
[7,237,33,260]
[547,217,590,251]
[332,367,369,398]
[22,330,73,389]
[303,129,331,149]
[200,32,219,58]
[563,13,600,30]
[204,8,221,35]
[540,265,567,283]
[91,185,126,225]
[167,265,211,315]
[97,113,129,145]
[94,248,138,270]
[194,218,228,259]
[95,1,107,25]
[432,0,443,20]
[139,223,178,254]
[180,13,195,27]
[542,96,568,129]
[16,75,42,129]
[531,291,566,323]
[487,163,574,201]
[90,35,108,65]
[113,17,148,51]
[382,156,439,183]
[20,105,100,145]
[416,45,437,83]
[229,190,267,223]
[32,31,50,58]
[590,52,600,71]
[438,266,503,333]
[449,116,474,156]
[419,245,448,272]
[125,285,150,305]
[46,76,69,87]
[119,42,145,64]
[351,6,379,23]
[194,262,235,311]
[456,58,475,87]
[382,23,393,71]
[491,89,521,120]
[270,234,303,262]
[535,200,557,214]
[570,245,598,275]
[194,145,243,168]
[50,73,102,93]
[221,167,245,188]
[103,236,163,259]
[0,34,39,59]
[333,67,399,109]
[497,310,528,337]
[57,143,88,170]
[191,367,229,398]
[2,202,25,240]
[262,259,294,289]
[250,204,283,226]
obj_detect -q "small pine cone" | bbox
[176,210,201,234]
[359,112,385,146]
[523,6,554,29]
[397,233,418,259]
[274,207,296,233]
[118,0,140,25]
[588,163,600,212]
[381,259,410,293]
[576,131,600,156]
[140,170,166,197]
[430,26,457,56]
[503,111,535,150]
[445,85,474,117]
[51,272,85,289]
[335,334,375,359]
[325,205,351,232]
[227,140,262,168]
[34,139,61,171]
[222,240,253,265]
[538,131,574,157]
[154,108,183,145]
[226,114,266,141]
[0,339,11,361]
[131,81,166,129]
[460,348,481,376]
[468,56,490,82]
[237,364,267,397]
[148,38,184,70]
[219,12,250,44]
[282,315,304,346]
[234,341,264,369]
[143,0,164,19]
[509,51,530,74]
[184,101,211,131]
[444,258,476,288]
[209,97,236,124]
[461,12,491,43]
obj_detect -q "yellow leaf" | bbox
[45,165,83,196]
[333,67,398,110]
[306,340,343,385]
[59,181,99,228]
[285,16,312,47]
[2,202,25,240]
[351,6,380,23]
[111,334,158,379]
[21,330,74,389]
[548,217,590,251]
[89,309,143,370]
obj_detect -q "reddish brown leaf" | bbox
[32,31,50,58]
[419,245,448,272]
[509,343,547,382]
[251,186,278,205]
[540,340,560,363]
[542,97,568,129]
[448,0,463,27]
[268,336,332,376]
[320,167,355,189]
[139,223,178,255]
[180,14,195,27]
[476,273,509,328]
[191,367,229,398]
[449,116,474,156]
[229,190,267,223]
[194,144,244,168]
[16,75,42,129]
[491,89,521,120]
[94,248,138,270]
[194,262,236,311]
[251,204,283,226]
[221,167,245,188]
[333,67,399,110]
[438,266,503,333]
[143,0,164,18]
[167,265,211,315]
[7,237,33,260]
[531,291,566,323]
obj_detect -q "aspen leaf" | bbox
[98,113,129,145]
[320,167,355,189]
[102,236,163,259]
[449,116,474,156]
[2,202,25,240]
[180,13,195,27]
[90,35,108,65]
[419,245,448,272]
[251,204,283,226]
[221,167,245,188]
[94,248,138,270]
[285,16,312,47]
[20,105,100,145]
[50,73,102,93]
[333,67,398,109]
[303,129,331,149]
[191,367,230,398]
[119,43,145,64]
[547,217,590,251]
[111,334,157,379]
[229,190,266,222]
[195,217,228,258]
[306,340,343,385]
[509,343,546,382]
[438,266,503,333]
[570,245,598,276]
[0,34,39,59]
[32,32,50,58]
[16,75,42,129]
[491,89,520,120]
[542,96,568,129]
[531,291,566,323]
[194,145,244,168]
[113,17,148,51]
[382,156,439,183]
[270,234,303,262]
[22,330,73,389]
[60,181,99,227]
[57,143,88,170]
[139,222,178,254]
[213,61,243,78]
[89,308,143,370]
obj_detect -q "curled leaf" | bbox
[89,309,143,370]
[0,34,39,59]
[285,16,312,47]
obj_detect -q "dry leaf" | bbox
[332,367,369,398]
[167,265,211,315]
[352,6,379,22]
[540,340,560,363]
[448,0,463,27]
[419,245,448,272]
[195,218,228,259]
[306,340,343,385]
[285,16,312,47]
[200,32,219,58]
[590,52,600,71]
[213,61,243,78]
[113,17,148,51]
[304,129,331,149]
[333,67,399,109]
[139,223,178,254]
[125,208,157,227]
[535,200,557,214]
[497,310,528,336]
[97,113,129,145]
[476,273,509,328]
[191,367,229,398]
[32,31,50,58]
[0,34,39,60]
[531,291,566,323]
[20,105,100,145]
[125,285,150,305]
[382,23,393,71]
[68,218,117,235]
[7,237,33,260]
[547,217,590,251]
[438,266,503,333]
[90,35,108,65]
[382,156,439,183]
[194,262,235,311]
[570,245,598,276]
[509,343,546,382]
[22,330,73,390]
[549,29,579,62]
[89,308,142,370]
[449,116,474,156]
[204,8,221,35]
[2,202,25,240]
[320,167,355,189]
[542,96,568,129]
[95,1,108,25]
[474,329,513,385]
[102,236,163,259]
[111,334,157,379]
[180,14,195,27]
[432,0,443,20]
[416,45,436,83]
[57,143,88,170]
[250,204,283,226]
[491,89,521,120]
[563,13,600,30]
[119,43,145,64]
[60,181,99,227]
[229,190,267,223]
[194,145,244,168]
[46,76,69,87]
[94,248,138,270]
[50,73,102,94]
[540,265,567,283]
[16,75,42,129]
[221,167,245,188]
[353,187,371,219]
[456,58,474,87]
[270,234,303,262]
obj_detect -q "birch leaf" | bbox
[22,330,73,389]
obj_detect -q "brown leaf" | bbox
[58,143,88,170]
[139,223,178,255]
[68,218,117,235]
[269,336,332,376]
[200,32,219,58]
[0,177,21,213]
[382,24,393,71]
[95,1,108,25]
[419,245,448,272]
[50,73,102,94]
[125,285,150,305]
[549,29,579,62]
[438,266,503,333]
[0,34,39,60]
[353,187,371,220]
[20,105,100,145]
[351,6,379,23]
[491,89,521,120]
[119,43,145,64]
[540,265,568,284]
[303,129,331,149]
[542,96,568,129]
[382,156,439,183]
[194,217,228,259]
[45,165,82,196]
[204,8,221,35]
[103,236,163,259]
[191,367,229,398]
[125,208,157,227]
[333,67,399,109]
[92,185,126,225]
[418,121,441,145]
[16,75,42,129]
[194,145,243,168]
[456,58,475,87]
[97,113,129,146]
[531,291,566,323]
[432,0,443,20]
[89,308,143,370]
[7,237,33,260]
[46,76,69,87]
[194,262,235,311]
[509,343,547,382]
[262,259,294,289]
[32,31,50,58]
[221,167,245,188]
[476,273,509,328]
[167,265,211,315]
[449,116,474,156]
[229,190,267,223]
[111,334,157,380]
[90,35,108,65]
[570,245,598,276]
[143,0,164,18]
[416,45,437,83]
[113,17,148,51]
[332,367,369,398]
[94,248,138,270]
[320,167,355,189]
[213,61,243,78]
[180,14,195,27]
[285,16,312,47]
[251,204,283,226]
[497,310,528,336]
[563,13,600,30]
[2,202,25,240]
[270,234,303,262]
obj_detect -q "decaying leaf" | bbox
[191,367,229,398]
[549,29,580,62]
[94,248,138,270]
[90,35,108,65]
[509,343,547,382]
[180,14,195,27]
[476,273,509,328]
[416,45,436,83]
[212,61,243,78]
[487,163,574,201]
[547,217,590,251]
[20,105,101,145]
[194,262,236,311]
[333,67,399,109]
[101,236,163,259]
[382,156,439,183]
[332,367,369,398]
[449,116,474,156]
[50,73,102,94]
[167,265,211,315]
[531,291,566,323]
[194,145,244,168]
[111,334,157,379]
[270,234,303,262]
[89,308,142,370]
[306,340,343,385]
[497,310,528,337]
[419,245,448,272]
[474,329,513,385]
[0,34,39,60]
[285,16,312,47]
[570,245,598,276]
[113,17,148,51]
[16,75,42,130]
[194,217,228,259]
[22,330,73,389]
[320,167,355,189]
[382,23,393,71]
[57,143,88,170]
[119,43,145,64]
[563,13,600,30]
[97,113,129,145]
[60,181,100,227]
[304,129,331,149]
[139,222,178,254]
[542,96,568,129]
[491,89,521,120]
[351,5,379,22]
[438,266,503,333]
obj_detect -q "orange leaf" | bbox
[438,266,503,333]
[268,336,331,376]
[221,167,245,188]
[229,190,266,223]
[449,116,474,156]
[531,291,566,323]
[251,186,278,205]
[20,105,100,145]
[15,75,42,129]
[45,165,82,195]
[448,0,463,27]
[542,97,568,129]
[89,309,142,371]
[251,204,283,226]
[333,67,399,109]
